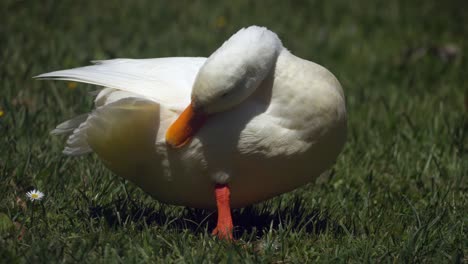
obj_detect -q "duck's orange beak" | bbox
[166,103,207,148]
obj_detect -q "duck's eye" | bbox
[221,92,229,98]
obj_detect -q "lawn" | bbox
[1,0,467,262]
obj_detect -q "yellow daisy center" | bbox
[31,193,39,199]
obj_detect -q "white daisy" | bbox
[26,189,44,201]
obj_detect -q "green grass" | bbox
[1,0,467,262]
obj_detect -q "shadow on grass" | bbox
[86,197,342,239]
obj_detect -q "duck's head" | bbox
[166,26,283,148]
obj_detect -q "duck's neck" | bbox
[248,49,295,104]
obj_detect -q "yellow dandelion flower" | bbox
[0,110,4,117]
[67,82,78,90]
[215,16,227,29]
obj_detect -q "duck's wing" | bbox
[35,57,206,110]
[38,57,205,156]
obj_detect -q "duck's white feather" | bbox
[62,118,92,156]
[51,114,89,136]
[36,57,206,110]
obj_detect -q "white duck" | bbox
[36,26,347,240]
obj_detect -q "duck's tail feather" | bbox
[50,113,93,156]
[51,114,89,136]
[63,121,93,156]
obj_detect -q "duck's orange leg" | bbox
[212,184,234,240]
